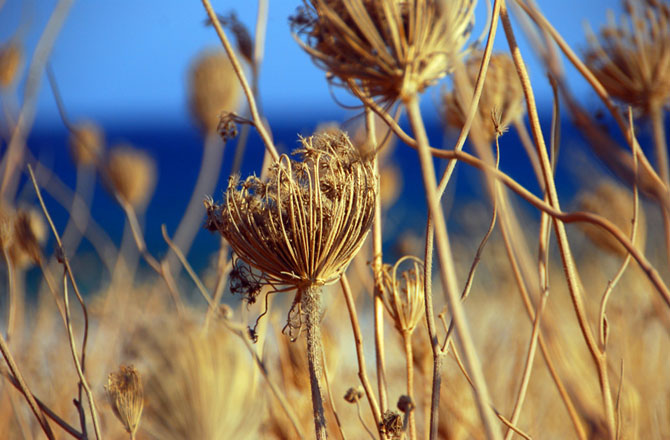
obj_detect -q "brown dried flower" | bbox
[443,51,525,144]
[69,121,105,167]
[380,410,404,439]
[344,386,365,403]
[189,49,241,133]
[206,130,377,291]
[105,365,144,438]
[381,256,425,334]
[584,0,670,112]
[292,0,476,104]
[104,145,157,208]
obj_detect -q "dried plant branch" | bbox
[340,274,382,432]
[200,0,279,161]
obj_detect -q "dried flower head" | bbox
[206,130,377,291]
[397,394,415,413]
[69,121,104,166]
[344,386,365,403]
[381,255,425,334]
[380,410,404,439]
[583,0,670,112]
[292,0,476,104]
[0,41,22,88]
[0,207,46,269]
[189,50,241,133]
[104,145,157,208]
[577,179,646,256]
[105,365,144,437]
[443,51,524,144]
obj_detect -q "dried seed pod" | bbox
[189,50,241,133]
[443,51,525,144]
[105,145,157,208]
[0,42,22,88]
[10,208,46,268]
[344,387,364,404]
[69,121,104,167]
[577,180,646,256]
[381,256,425,334]
[105,365,144,438]
[292,0,476,104]
[583,0,670,112]
[380,410,404,439]
[206,130,377,290]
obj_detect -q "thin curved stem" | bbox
[302,285,328,440]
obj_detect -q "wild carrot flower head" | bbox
[584,0,670,112]
[105,365,144,437]
[206,130,377,293]
[442,51,525,144]
[291,0,476,104]
[381,256,425,334]
[104,145,157,208]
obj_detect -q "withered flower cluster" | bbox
[105,365,144,438]
[381,255,425,335]
[443,51,525,144]
[584,0,670,112]
[291,0,476,103]
[206,130,377,292]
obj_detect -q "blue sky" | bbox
[1,0,615,129]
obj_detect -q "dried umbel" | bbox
[104,145,157,208]
[583,0,670,112]
[292,0,476,104]
[0,207,46,269]
[577,180,646,257]
[443,51,525,144]
[105,365,144,439]
[206,130,377,290]
[0,41,21,88]
[381,256,425,334]
[189,49,241,133]
[69,121,104,166]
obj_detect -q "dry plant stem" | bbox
[367,106,389,415]
[118,198,184,314]
[2,248,16,340]
[340,275,382,430]
[161,225,212,306]
[402,331,417,440]
[200,0,279,161]
[302,285,328,440]
[0,336,55,439]
[498,216,587,440]
[0,0,73,201]
[649,102,670,264]
[61,275,102,440]
[504,290,548,440]
[355,401,376,440]
[167,132,225,271]
[513,0,666,200]
[204,239,230,330]
[499,5,616,436]
[321,346,347,440]
[404,95,501,440]
[512,119,544,190]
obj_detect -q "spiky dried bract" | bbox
[577,180,646,256]
[381,256,425,334]
[292,0,476,104]
[583,0,670,112]
[69,121,104,166]
[105,145,157,208]
[443,51,525,144]
[105,365,144,437]
[0,42,21,88]
[206,130,377,290]
[189,50,241,133]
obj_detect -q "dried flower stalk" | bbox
[106,365,144,440]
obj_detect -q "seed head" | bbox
[292,0,476,104]
[380,410,404,439]
[381,256,425,334]
[443,51,524,144]
[69,121,105,167]
[577,179,646,256]
[583,0,670,112]
[104,145,157,208]
[344,386,365,403]
[206,130,377,291]
[0,42,22,88]
[105,365,144,437]
[189,50,241,133]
